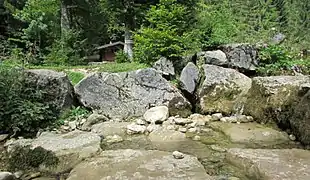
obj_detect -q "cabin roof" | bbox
[95,41,125,50]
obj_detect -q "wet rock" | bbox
[0,134,8,142]
[174,118,192,125]
[210,122,290,147]
[172,151,185,159]
[5,131,101,174]
[153,57,175,77]
[66,149,213,180]
[81,113,108,131]
[25,69,75,111]
[91,121,130,137]
[75,68,191,120]
[198,50,228,66]
[179,62,200,94]
[221,43,259,71]
[198,65,252,115]
[211,113,223,121]
[149,129,186,143]
[127,123,147,135]
[0,172,15,180]
[227,148,310,180]
[143,106,169,124]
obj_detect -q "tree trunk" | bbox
[124,28,134,61]
[61,0,70,36]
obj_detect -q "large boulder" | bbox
[75,68,191,120]
[25,69,75,111]
[197,65,252,115]
[220,43,259,71]
[66,149,213,180]
[244,76,310,125]
[290,90,310,145]
[226,148,310,180]
[153,57,175,78]
[197,50,228,67]
[180,62,200,94]
[5,131,101,174]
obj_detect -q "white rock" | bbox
[105,135,123,143]
[211,113,223,121]
[0,134,9,142]
[193,135,201,141]
[246,116,254,122]
[13,171,23,179]
[172,151,185,159]
[146,124,161,133]
[188,127,198,133]
[0,172,15,180]
[143,106,169,124]
[136,118,147,125]
[220,116,238,123]
[166,125,177,131]
[179,127,187,133]
[68,121,77,130]
[127,123,147,135]
[289,134,296,141]
[174,118,192,125]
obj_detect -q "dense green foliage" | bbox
[0,65,59,136]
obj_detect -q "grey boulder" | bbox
[197,50,228,67]
[153,57,175,77]
[75,68,191,120]
[25,69,75,111]
[180,62,200,94]
[197,65,252,115]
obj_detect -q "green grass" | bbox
[66,71,85,85]
[98,62,149,72]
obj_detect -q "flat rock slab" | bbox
[226,148,310,180]
[5,131,101,173]
[67,149,213,180]
[210,122,290,147]
[91,121,130,137]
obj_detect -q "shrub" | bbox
[0,65,59,137]
[115,50,130,63]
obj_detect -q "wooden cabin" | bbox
[95,41,125,62]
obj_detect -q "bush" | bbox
[115,50,130,63]
[0,65,59,136]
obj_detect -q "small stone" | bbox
[172,151,184,159]
[13,171,23,179]
[105,135,123,143]
[235,115,248,123]
[143,106,169,124]
[220,116,238,123]
[246,116,254,122]
[0,134,9,142]
[146,124,161,133]
[64,120,69,126]
[179,127,187,133]
[61,125,70,131]
[0,172,15,180]
[80,118,87,125]
[188,127,197,133]
[210,145,227,152]
[166,125,176,131]
[201,128,213,133]
[68,121,77,130]
[127,123,147,135]
[211,113,223,121]
[289,134,296,141]
[193,135,201,141]
[174,118,192,125]
[136,119,147,125]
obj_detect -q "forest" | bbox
[0,0,309,70]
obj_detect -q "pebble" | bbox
[289,134,296,141]
[211,113,223,121]
[179,127,187,133]
[193,135,201,141]
[172,151,185,159]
